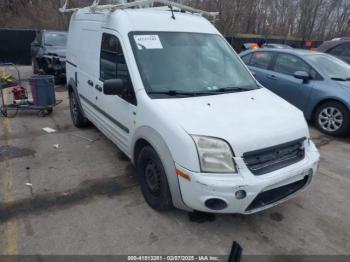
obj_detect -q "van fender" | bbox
[67,77,86,118]
[131,126,192,212]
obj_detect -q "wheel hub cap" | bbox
[145,161,161,196]
[318,107,343,132]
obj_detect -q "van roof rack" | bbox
[59,0,219,21]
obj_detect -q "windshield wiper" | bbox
[211,87,254,93]
[331,77,350,81]
[148,87,256,97]
[148,90,216,97]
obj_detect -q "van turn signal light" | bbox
[176,169,191,181]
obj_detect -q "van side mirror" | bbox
[294,71,310,83]
[103,79,125,95]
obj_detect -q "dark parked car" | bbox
[240,49,350,136]
[317,38,350,64]
[30,31,67,82]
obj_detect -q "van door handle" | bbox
[267,75,277,80]
[88,80,93,87]
[95,84,103,92]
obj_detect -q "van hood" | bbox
[154,88,308,156]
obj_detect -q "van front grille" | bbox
[243,138,306,176]
[246,175,309,211]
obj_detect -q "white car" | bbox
[63,0,319,214]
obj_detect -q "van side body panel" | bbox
[66,9,203,209]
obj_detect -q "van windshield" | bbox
[130,32,259,97]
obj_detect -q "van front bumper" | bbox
[176,141,320,214]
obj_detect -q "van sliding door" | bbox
[76,27,101,121]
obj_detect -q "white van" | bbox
[63,1,320,214]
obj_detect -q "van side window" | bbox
[100,33,136,104]
[100,33,132,84]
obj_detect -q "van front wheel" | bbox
[137,146,173,211]
[69,91,89,128]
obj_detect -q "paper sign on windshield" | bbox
[134,35,163,50]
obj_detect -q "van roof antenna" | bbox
[168,5,176,20]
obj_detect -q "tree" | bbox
[0,0,349,40]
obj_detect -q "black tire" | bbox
[137,146,173,211]
[32,59,39,74]
[69,91,89,128]
[1,106,8,117]
[54,76,59,85]
[46,108,53,115]
[314,101,350,136]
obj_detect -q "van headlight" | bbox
[192,135,237,173]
